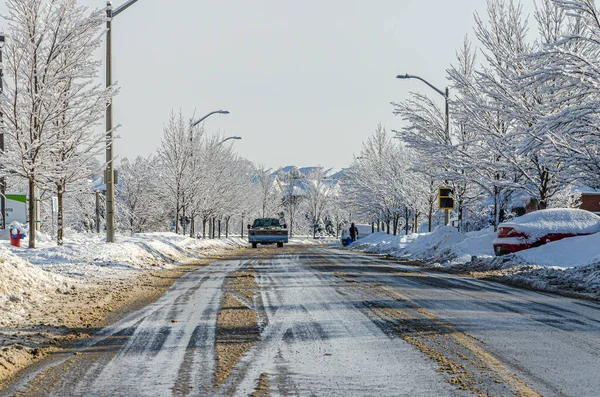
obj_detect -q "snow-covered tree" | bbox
[254,165,282,218]
[0,0,110,247]
[157,110,193,234]
[304,168,336,238]
[117,156,169,233]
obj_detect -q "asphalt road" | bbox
[5,244,600,396]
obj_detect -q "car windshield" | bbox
[253,218,281,228]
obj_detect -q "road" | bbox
[5,244,600,396]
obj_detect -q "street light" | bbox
[105,0,140,243]
[396,73,451,226]
[396,74,449,141]
[218,136,241,145]
[182,110,230,236]
[191,110,230,128]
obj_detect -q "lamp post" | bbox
[183,110,230,236]
[218,136,241,145]
[396,73,451,226]
[0,32,5,229]
[105,0,140,243]
[191,110,230,129]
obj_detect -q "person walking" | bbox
[349,222,359,242]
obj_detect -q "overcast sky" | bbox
[1,0,537,170]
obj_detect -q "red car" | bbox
[493,208,600,256]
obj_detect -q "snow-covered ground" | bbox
[0,231,247,382]
[1,232,247,326]
[342,226,600,299]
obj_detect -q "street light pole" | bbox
[396,73,451,226]
[105,0,139,243]
[184,110,230,236]
[191,110,230,129]
[218,136,241,145]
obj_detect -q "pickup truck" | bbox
[247,218,289,248]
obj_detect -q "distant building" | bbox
[575,187,600,215]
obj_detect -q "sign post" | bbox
[5,194,27,224]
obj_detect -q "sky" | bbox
[0,0,537,170]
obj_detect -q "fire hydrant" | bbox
[9,222,26,247]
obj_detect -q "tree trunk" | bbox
[458,199,464,233]
[175,200,179,234]
[226,218,229,238]
[414,212,418,234]
[28,179,36,248]
[57,186,64,246]
[405,207,409,236]
[218,219,221,239]
[182,205,186,236]
[494,187,500,231]
[202,219,207,239]
[428,204,433,233]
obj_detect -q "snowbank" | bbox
[0,233,246,326]
[349,232,406,254]
[514,233,600,268]
[0,250,75,325]
[342,224,600,299]
[347,227,496,264]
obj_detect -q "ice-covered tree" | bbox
[118,156,169,233]
[0,0,110,247]
[304,168,336,238]
[157,110,193,234]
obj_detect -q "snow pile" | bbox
[19,233,247,271]
[400,226,467,260]
[452,228,496,262]
[513,233,600,268]
[350,232,406,254]
[499,208,600,241]
[0,249,75,324]
[343,221,600,299]
[0,233,247,325]
[509,263,600,295]
[348,227,495,263]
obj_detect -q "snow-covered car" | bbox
[493,208,600,256]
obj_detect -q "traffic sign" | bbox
[438,187,454,210]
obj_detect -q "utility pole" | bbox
[105,2,115,242]
[0,33,5,229]
[96,191,100,233]
[105,0,139,243]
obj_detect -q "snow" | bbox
[349,227,496,263]
[499,208,600,240]
[342,223,600,299]
[0,232,247,326]
[514,233,600,267]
